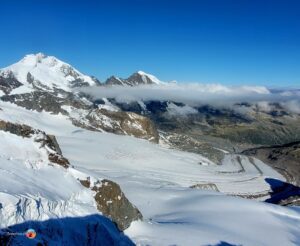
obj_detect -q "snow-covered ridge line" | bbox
[0,53,97,94]
[104,70,166,86]
[136,70,164,85]
[0,52,169,94]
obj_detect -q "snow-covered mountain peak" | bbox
[104,71,165,86]
[105,76,127,86]
[0,53,97,94]
[18,53,64,68]
[20,52,47,65]
[136,70,149,76]
[134,70,163,85]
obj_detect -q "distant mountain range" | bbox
[0,53,164,96]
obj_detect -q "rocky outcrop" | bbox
[105,76,126,86]
[0,120,35,137]
[79,178,143,231]
[87,109,159,143]
[1,91,68,114]
[35,133,71,168]
[0,72,23,94]
[0,73,93,112]
[126,72,157,85]
[0,120,70,168]
[242,142,300,186]
[104,71,162,86]
[93,179,143,231]
[48,153,70,168]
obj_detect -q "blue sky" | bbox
[0,0,299,87]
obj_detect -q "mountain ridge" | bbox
[0,53,166,95]
[104,70,165,86]
[0,53,98,94]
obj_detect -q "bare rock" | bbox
[48,153,70,168]
[0,120,35,137]
[87,109,159,143]
[242,141,300,186]
[0,120,70,168]
[92,179,143,231]
[79,178,91,188]
[0,72,23,94]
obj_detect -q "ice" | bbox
[0,100,299,245]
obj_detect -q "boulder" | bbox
[91,179,143,231]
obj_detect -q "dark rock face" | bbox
[79,177,143,231]
[1,92,68,114]
[0,89,91,115]
[126,72,154,85]
[104,72,159,86]
[0,120,35,137]
[242,142,300,186]
[92,179,143,231]
[105,76,125,86]
[87,109,159,143]
[69,78,92,88]
[90,76,102,85]
[27,72,53,91]
[79,178,91,188]
[48,153,70,168]
[59,64,96,89]
[0,72,23,94]
[35,133,70,168]
[45,134,63,155]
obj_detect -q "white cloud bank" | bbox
[80,83,300,114]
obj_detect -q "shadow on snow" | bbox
[265,178,300,204]
[0,214,134,246]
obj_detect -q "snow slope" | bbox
[0,131,98,228]
[136,71,164,85]
[0,101,300,245]
[0,53,96,94]
[126,193,300,246]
